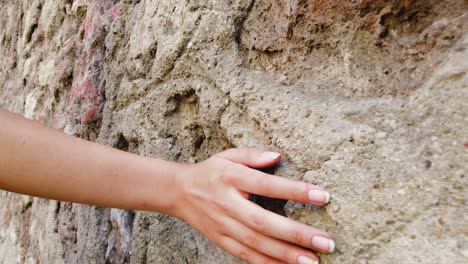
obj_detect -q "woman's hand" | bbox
[171,148,334,264]
[0,109,333,263]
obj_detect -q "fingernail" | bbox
[308,189,330,204]
[312,236,335,253]
[260,151,280,162]
[297,255,319,264]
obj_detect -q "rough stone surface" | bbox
[1,1,467,263]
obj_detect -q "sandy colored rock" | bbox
[0,1,467,263]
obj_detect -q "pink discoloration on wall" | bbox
[84,2,120,40]
[89,51,105,69]
[29,73,37,87]
[56,59,71,78]
[84,3,101,40]
[62,39,76,53]
[109,4,121,21]
[80,103,103,123]
[56,61,67,77]
[26,72,38,93]
[67,1,120,126]
[73,50,104,78]
[73,57,86,80]
[104,3,121,24]
[70,79,98,100]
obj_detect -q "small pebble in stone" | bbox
[332,204,340,213]
[375,131,387,139]
[438,217,445,225]
[424,160,432,169]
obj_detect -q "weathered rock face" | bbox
[0,0,467,263]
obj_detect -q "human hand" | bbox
[0,110,332,264]
[172,148,334,264]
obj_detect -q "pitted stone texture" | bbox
[0,1,467,263]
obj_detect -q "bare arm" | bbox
[0,108,335,264]
[0,108,180,212]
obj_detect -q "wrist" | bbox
[137,157,191,215]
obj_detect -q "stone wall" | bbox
[0,0,467,263]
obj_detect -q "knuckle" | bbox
[217,162,235,182]
[289,182,307,201]
[279,246,290,261]
[255,173,271,194]
[248,210,266,231]
[214,197,230,212]
[221,163,245,185]
[292,226,305,244]
[264,176,273,194]
[244,231,258,246]
[254,170,267,190]
[218,172,230,184]
[292,186,306,202]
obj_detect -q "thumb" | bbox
[215,148,281,168]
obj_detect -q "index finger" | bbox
[228,164,331,206]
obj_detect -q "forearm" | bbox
[0,109,181,213]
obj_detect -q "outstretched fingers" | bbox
[215,148,335,257]
[220,216,320,264]
[229,193,335,254]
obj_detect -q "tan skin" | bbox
[0,109,334,264]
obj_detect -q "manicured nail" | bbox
[308,189,330,204]
[260,151,280,162]
[312,236,335,253]
[297,255,319,264]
